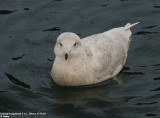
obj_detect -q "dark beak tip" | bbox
[65,53,68,60]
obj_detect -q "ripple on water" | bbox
[152,64,160,66]
[121,96,140,102]
[142,25,157,29]
[150,87,160,91]
[0,10,15,15]
[0,91,8,93]
[153,6,160,8]
[5,73,30,89]
[122,72,145,75]
[100,4,109,7]
[153,77,160,80]
[135,102,158,105]
[134,31,159,35]
[12,54,26,60]
[145,113,157,116]
[120,0,128,1]
[43,27,61,32]
[24,8,30,10]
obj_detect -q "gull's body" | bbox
[51,23,139,86]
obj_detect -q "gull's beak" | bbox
[65,53,68,60]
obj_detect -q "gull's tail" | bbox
[124,22,139,40]
[124,22,139,30]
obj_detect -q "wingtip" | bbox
[132,22,140,26]
[125,22,140,30]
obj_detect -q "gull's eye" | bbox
[74,43,77,47]
[60,43,62,47]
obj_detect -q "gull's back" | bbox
[81,22,139,82]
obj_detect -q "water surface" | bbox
[0,0,160,118]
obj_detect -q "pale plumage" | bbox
[51,22,139,86]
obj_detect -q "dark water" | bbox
[0,0,160,118]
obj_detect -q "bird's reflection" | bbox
[50,73,127,104]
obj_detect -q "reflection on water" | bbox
[51,84,116,104]
[49,71,140,104]
[113,77,123,86]
[0,0,160,117]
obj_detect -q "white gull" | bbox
[51,22,139,86]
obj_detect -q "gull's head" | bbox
[54,32,82,60]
